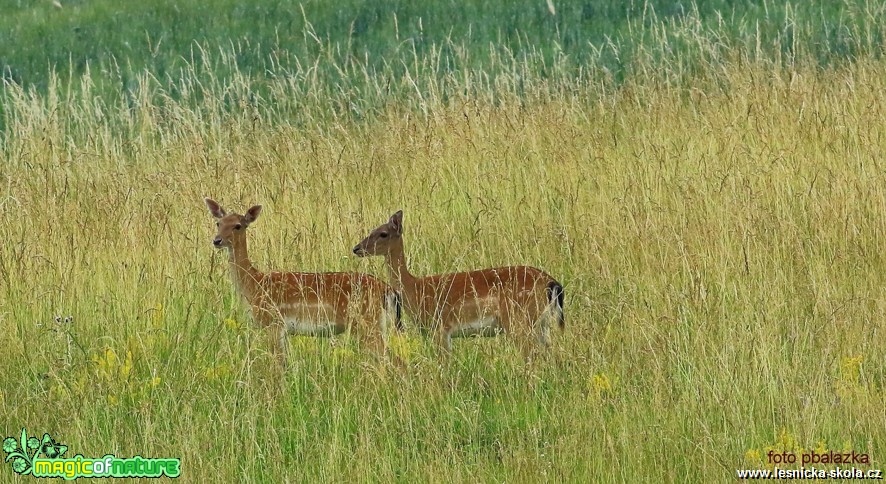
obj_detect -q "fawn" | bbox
[205,198,401,367]
[353,210,563,358]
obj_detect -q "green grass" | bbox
[2,0,885,92]
[1,1,885,482]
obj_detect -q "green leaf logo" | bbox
[1,438,16,454]
[40,433,67,459]
[2,429,67,476]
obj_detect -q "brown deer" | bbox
[353,210,563,358]
[205,198,401,367]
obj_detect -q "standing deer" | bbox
[353,210,564,358]
[205,198,401,367]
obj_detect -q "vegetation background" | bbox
[1,0,884,481]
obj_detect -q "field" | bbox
[1,1,885,482]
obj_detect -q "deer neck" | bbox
[385,239,416,295]
[227,234,261,300]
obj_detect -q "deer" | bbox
[204,198,401,368]
[352,210,564,359]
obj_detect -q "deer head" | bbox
[204,198,262,249]
[353,210,403,257]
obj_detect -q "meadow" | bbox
[1,1,886,482]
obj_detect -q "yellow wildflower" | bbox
[224,318,242,331]
[50,383,69,400]
[745,448,761,463]
[333,347,356,361]
[589,373,614,400]
[203,364,231,381]
[151,303,164,325]
[92,348,116,381]
[92,348,134,381]
[388,334,420,362]
[776,428,798,451]
[120,351,133,379]
[840,355,863,384]
[836,355,868,404]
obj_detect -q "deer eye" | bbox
[216,222,220,227]
[379,232,388,238]
[235,224,242,230]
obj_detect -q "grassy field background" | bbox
[1,0,885,482]
[3,0,882,85]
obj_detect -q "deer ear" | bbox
[205,198,226,219]
[389,210,403,234]
[243,205,262,225]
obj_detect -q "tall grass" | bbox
[3,0,886,96]
[1,3,885,482]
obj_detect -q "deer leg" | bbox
[532,293,552,350]
[254,309,287,397]
[266,323,289,370]
[356,313,385,357]
[504,298,538,363]
[433,326,453,357]
[428,306,453,357]
[378,305,409,368]
[253,303,288,370]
